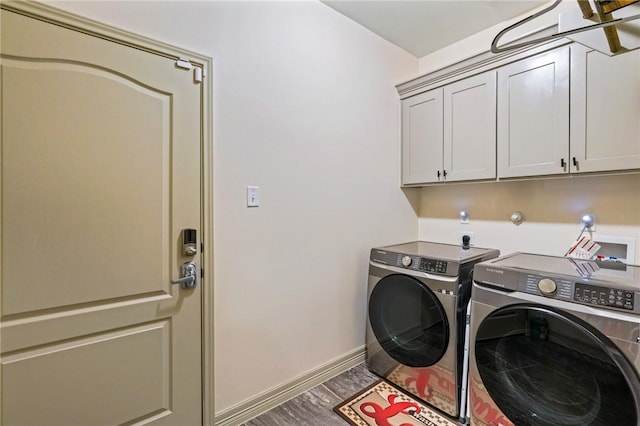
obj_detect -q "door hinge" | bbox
[200,242,204,253]
[200,268,204,279]
[466,314,471,325]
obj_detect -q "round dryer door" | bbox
[369,274,449,368]
[475,305,639,426]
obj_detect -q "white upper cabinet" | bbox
[402,72,496,185]
[570,44,640,173]
[400,41,640,186]
[402,88,443,184]
[497,47,570,178]
[444,72,497,182]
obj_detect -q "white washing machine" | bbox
[367,241,499,421]
[469,253,640,426]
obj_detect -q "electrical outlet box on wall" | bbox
[460,231,475,247]
[593,235,636,263]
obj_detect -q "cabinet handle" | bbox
[561,158,566,168]
[437,170,441,179]
[443,170,447,178]
[572,157,578,167]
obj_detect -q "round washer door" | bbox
[475,304,639,426]
[369,273,449,368]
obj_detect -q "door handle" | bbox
[172,261,198,289]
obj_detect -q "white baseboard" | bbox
[213,346,366,426]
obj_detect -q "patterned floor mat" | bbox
[334,380,461,426]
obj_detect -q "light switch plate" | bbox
[247,186,260,207]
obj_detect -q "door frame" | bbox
[0,1,215,424]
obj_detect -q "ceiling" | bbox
[321,0,548,57]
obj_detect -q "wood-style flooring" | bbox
[243,362,379,425]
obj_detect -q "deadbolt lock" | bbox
[181,228,197,256]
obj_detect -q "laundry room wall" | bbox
[46,0,419,417]
[414,2,640,264]
[416,175,640,264]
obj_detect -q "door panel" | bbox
[2,61,171,314]
[3,321,170,426]
[1,9,202,426]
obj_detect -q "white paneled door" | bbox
[1,9,203,426]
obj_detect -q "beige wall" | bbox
[47,0,419,414]
[417,174,640,263]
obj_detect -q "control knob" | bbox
[401,256,412,267]
[538,278,557,295]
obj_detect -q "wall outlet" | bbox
[460,231,475,247]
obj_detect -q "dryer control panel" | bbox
[395,254,449,274]
[419,257,448,274]
[370,249,458,277]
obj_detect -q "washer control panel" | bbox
[574,283,634,310]
[520,273,636,312]
[538,278,557,295]
[523,275,574,301]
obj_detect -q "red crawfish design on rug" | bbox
[360,394,421,426]
[334,380,459,426]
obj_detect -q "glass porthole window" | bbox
[369,274,449,367]
[475,305,638,426]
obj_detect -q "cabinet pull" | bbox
[561,158,566,168]
[572,157,578,167]
[443,170,447,178]
[437,170,441,179]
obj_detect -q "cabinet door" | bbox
[570,45,640,173]
[402,88,443,185]
[444,72,496,182]
[497,48,570,178]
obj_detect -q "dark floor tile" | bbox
[245,384,345,426]
[323,362,379,400]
